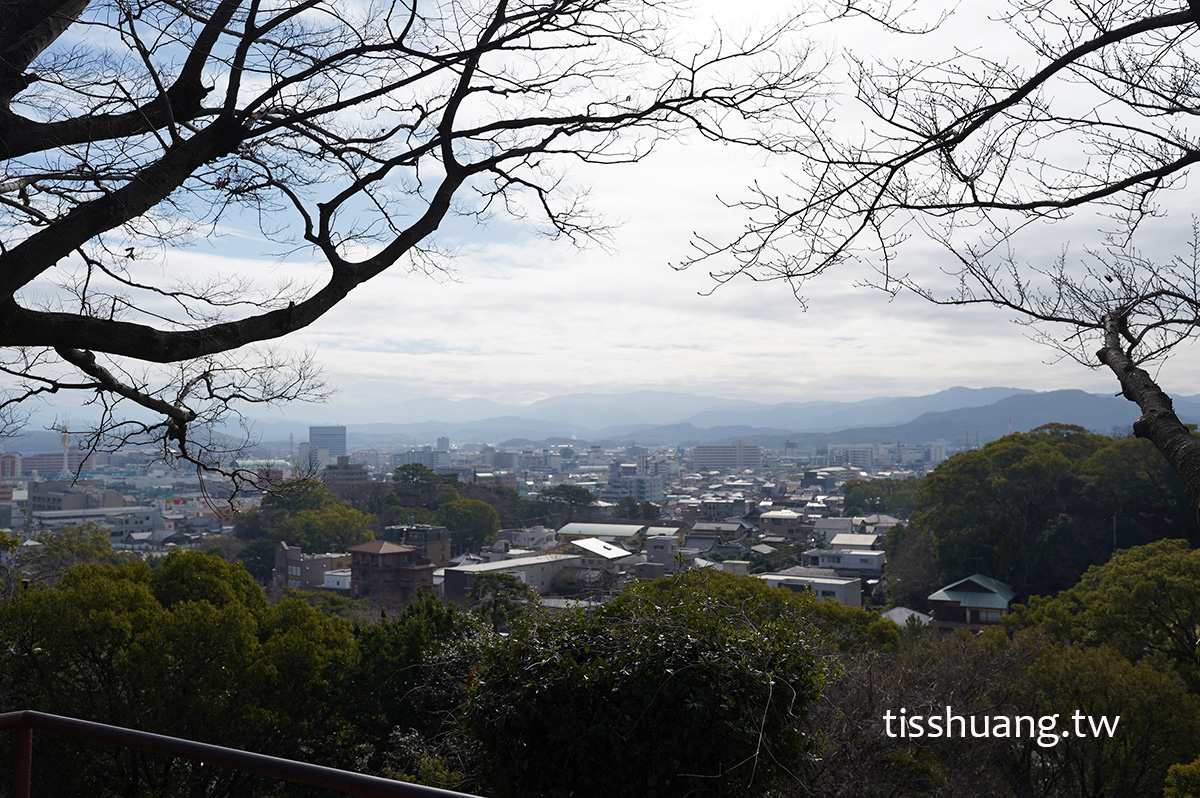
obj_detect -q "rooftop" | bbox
[348,540,417,555]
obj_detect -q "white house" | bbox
[804,548,886,578]
[442,553,581,602]
[756,572,862,606]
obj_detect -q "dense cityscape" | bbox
[2,420,948,609]
[5,407,1200,797]
[8,0,1200,795]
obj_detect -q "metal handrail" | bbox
[0,710,481,798]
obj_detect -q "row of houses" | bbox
[272,518,1018,633]
[271,521,894,609]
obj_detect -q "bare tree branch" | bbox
[0,0,821,483]
[686,0,1200,514]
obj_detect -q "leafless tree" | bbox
[0,0,817,487]
[685,0,1200,512]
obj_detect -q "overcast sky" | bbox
[244,149,1200,421]
[239,0,1200,422]
[33,1,1200,424]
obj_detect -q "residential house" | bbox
[756,571,863,607]
[644,535,682,574]
[568,537,641,591]
[804,547,886,579]
[757,509,808,540]
[812,517,857,544]
[500,525,557,551]
[827,532,883,550]
[275,542,351,590]
[927,574,1016,631]
[690,521,750,536]
[442,553,581,602]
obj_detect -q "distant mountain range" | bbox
[249,387,1200,451]
[5,386,1198,453]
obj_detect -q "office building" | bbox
[309,426,347,459]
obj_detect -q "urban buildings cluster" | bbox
[1,423,999,631]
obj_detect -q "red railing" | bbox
[0,710,480,798]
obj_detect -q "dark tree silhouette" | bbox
[685,0,1200,512]
[0,0,815,485]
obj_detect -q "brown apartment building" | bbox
[348,540,436,609]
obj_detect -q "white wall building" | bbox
[756,573,863,607]
[442,554,581,602]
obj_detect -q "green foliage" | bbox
[15,523,136,585]
[1165,756,1200,798]
[634,569,900,652]
[806,596,901,652]
[843,476,921,518]
[150,549,268,612]
[392,464,442,510]
[1021,642,1200,798]
[1013,539,1200,689]
[385,730,471,794]
[805,623,1200,798]
[460,570,831,798]
[235,537,278,582]
[235,481,374,568]
[882,524,940,612]
[914,426,1095,589]
[613,496,660,520]
[259,478,335,513]
[803,629,1027,797]
[283,588,374,621]
[1026,513,1091,595]
[386,504,436,527]
[0,551,360,797]
[434,482,463,506]
[347,594,486,780]
[275,501,375,552]
[1079,436,1197,536]
[462,482,528,527]
[616,494,640,518]
[465,572,540,632]
[905,424,1195,596]
[435,498,499,554]
[335,481,397,525]
[537,483,596,523]
[537,483,595,506]
[550,567,585,596]
[452,481,592,530]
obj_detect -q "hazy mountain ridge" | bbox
[362,389,1200,449]
[6,387,1198,453]
[684,386,1036,431]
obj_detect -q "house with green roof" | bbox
[928,574,1015,631]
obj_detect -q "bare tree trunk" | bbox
[1098,314,1200,518]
